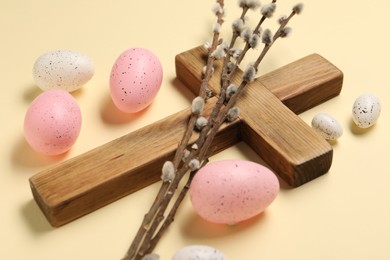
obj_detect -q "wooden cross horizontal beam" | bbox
[29,46,343,227]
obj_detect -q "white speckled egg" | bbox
[352,93,381,128]
[311,113,343,140]
[109,48,163,113]
[172,245,226,260]
[24,90,82,156]
[189,160,279,225]
[33,50,94,92]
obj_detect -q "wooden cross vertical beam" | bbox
[175,46,343,185]
[29,46,343,227]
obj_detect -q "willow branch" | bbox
[123,2,303,259]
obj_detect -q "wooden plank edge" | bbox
[175,47,344,115]
[29,106,241,227]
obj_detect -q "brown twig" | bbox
[122,1,303,259]
[122,2,226,259]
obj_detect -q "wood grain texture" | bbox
[237,85,333,186]
[176,46,342,186]
[175,46,343,114]
[30,99,240,227]
[30,46,343,227]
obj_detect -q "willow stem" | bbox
[123,2,302,259]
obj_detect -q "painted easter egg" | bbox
[33,50,94,92]
[109,48,163,113]
[311,113,343,140]
[24,90,82,155]
[189,160,279,225]
[352,93,381,128]
[172,245,226,260]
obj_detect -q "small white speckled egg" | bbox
[172,245,226,260]
[33,50,94,92]
[24,90,82,156]
[352,93,381,128]
[109,48,163,113]
[311,113,343,140]
[189,160,279,225]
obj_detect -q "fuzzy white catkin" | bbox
[241,28,252,42]
[211,47,226,59]
[227,62,235,73]
[261,3,276,18]
[213,22,221,33]
[238,0,261,10]
[262,29,273,45]
[293,3,304,14]
[202,65,214,77]
[211,42,228,59]
[248,0,261,10]
[227,107,240,121]
[182,149,190,162]
[280,27,292,38]
[226,84,238,100]
[161,161,175,182]
[189,159,200,171]
[232,18,244,33]
[212,3,223,15]
[249,34,259,49]
[191,143,199,150]
[192,96,204,115]
[195,116,208,130]
[243,64,256,82]
[230,48,242,59]
[278,15,287,25]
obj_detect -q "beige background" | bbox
[1,0,389,259]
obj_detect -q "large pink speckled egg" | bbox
[189,160,279,225]
[109,48,163,113]
[24,90,82,156]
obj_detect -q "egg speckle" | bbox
[109,48,163,113]
[24,90,82,156]
[352,93,381,128]
[33,50,94,92]
[172,245,226,260]
[311,113,343,140]
[189,160,279,225]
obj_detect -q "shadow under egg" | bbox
[23,85,42,103]
[349,118,376,135]
[180,211,266,239]
[99,93,150,125]
[11,136,67,169]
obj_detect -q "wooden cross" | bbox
[29,46,343,227]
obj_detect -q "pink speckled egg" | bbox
[189,160,279,225]
[109,48,163,113]
[24,90,82,156]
